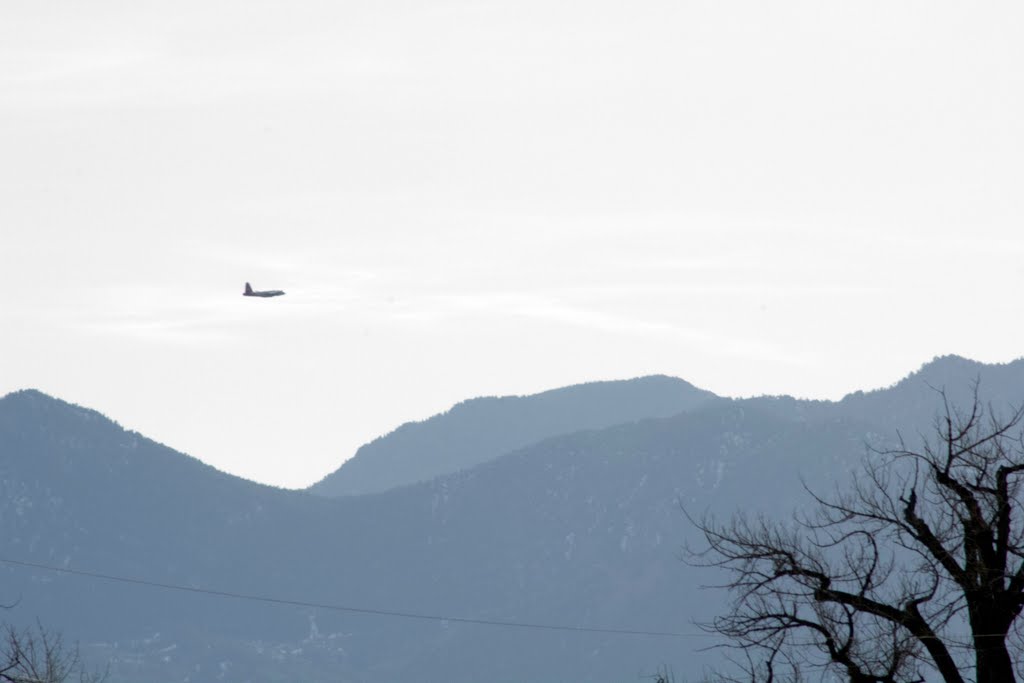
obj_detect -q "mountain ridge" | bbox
[4,355,1024,682]
[308,374,719,497]
[0,385,877,682]
[0,388,288,493]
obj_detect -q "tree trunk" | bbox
[974,631,1016,683]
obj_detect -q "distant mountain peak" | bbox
[0,388,117,427]
[914,353,984,375]
[903,354,1024,390]
[2,388,56,404]
[308,374,719,497]
[5,387,87,408]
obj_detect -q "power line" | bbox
[1,557,1003,646]
[0,556,699,639]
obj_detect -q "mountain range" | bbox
[1,355,1022,682]
[308,375,717,497]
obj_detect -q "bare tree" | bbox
[694,391,1024,683]
[0,623,104,683]
[706,638,809,683]
[695,512,927,683]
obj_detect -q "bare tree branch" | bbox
[691,390,1024,683]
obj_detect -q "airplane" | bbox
[243,282,285,298]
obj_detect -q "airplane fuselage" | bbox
[243,282,285,297]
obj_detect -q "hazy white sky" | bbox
[3,1,1023,488]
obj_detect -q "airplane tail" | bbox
[244,282,253,295]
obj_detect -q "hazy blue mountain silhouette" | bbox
[0,389,868,682]
[742,355,1024,432]
[837,354,1024,428]
[309,375,718,497]
[1,355,1021,682]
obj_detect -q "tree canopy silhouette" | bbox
[695,390,1024,683]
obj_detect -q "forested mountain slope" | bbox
[0,356,1020,682]
[309,375,717,497]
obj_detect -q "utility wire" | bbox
[0,557,1005,646]
[0,557,698,639]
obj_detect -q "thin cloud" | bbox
[81,317,236,346]
[384,290,810,367]
[1,49,152,85]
